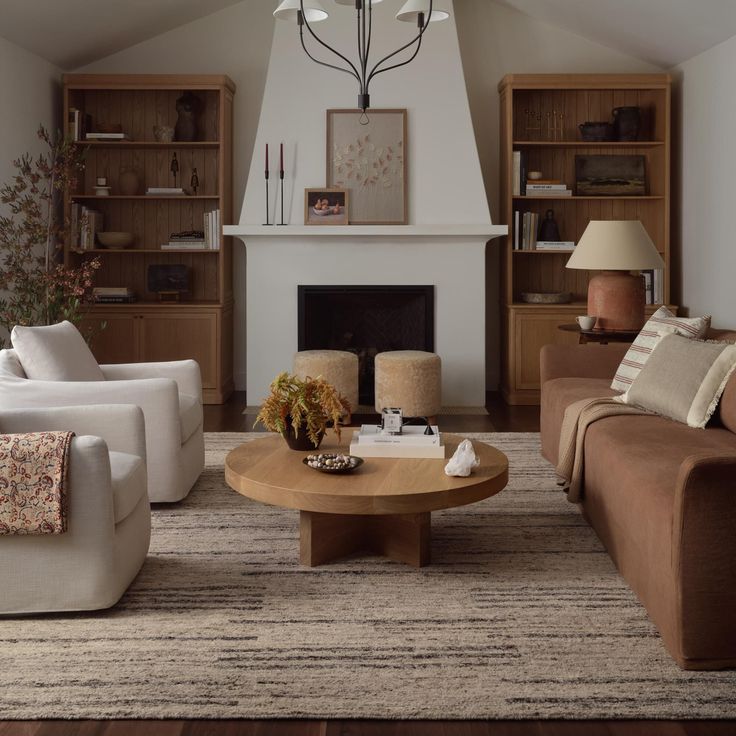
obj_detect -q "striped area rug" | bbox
[2,432,736,720]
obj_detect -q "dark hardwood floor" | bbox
[7,393,733,735]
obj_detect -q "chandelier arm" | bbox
[361,3,368,93]
[364,1,373,81]
[357,5,366,94]
[366,33,424,87]
[300,0,363,83]
[299,26,361,83]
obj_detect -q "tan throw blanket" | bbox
[556,397,650,503]
[0,431,74,535]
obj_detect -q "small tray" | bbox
[302,453,364,474]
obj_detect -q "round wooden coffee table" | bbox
[225,433,508,568]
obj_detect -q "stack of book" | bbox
[524,181,573,197]
[146,187,185,196]
[643,269,664,304]
[85,132,132,141]
[162,231,207,251]
[68,109,92,141]
[513,210,575,251]
[93,287,135,304]
[204,209,221,250]
[71,204,103,250]
[349,424,445,459]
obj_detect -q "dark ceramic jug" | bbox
[612,106,641,141]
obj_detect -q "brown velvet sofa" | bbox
[540,329,736,670]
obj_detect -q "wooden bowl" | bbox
[97,231,134,249]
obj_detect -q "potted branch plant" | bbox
[254,372,352,451]
[0,126,100,345]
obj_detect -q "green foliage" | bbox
[254,372,352,447]
[0,126,100,345]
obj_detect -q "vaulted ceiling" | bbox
[2,0,736,71]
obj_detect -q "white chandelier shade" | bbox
[273,0,329,23]
[396,0,449,23]
[333,0,384,5]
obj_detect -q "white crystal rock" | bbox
[444,439,480,477]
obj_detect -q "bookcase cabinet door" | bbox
[81,313,140,365]
[139,311,218,389]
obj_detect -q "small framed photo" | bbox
[304,188,349,225]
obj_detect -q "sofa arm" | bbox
[0,405,145,460]
[101,360,202,401]
[540,343,630,385]
[672,453,736,665]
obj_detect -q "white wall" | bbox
[0,35,61,206]
[675,34,736,328]
[454,0,662,387]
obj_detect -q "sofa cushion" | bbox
[109,451,147,523]
[540,377,618,465]
[0,349,25,378]
[622,334,736,428]
[11,321,104,382]
[179,393,202,444]
[610,307,710,393]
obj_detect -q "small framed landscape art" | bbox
[326,109,407,225]
[304,188,349,225]
[575,154,646,196]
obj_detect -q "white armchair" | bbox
[0,405,150,615]
[0,350,204,502]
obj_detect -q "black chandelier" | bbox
[273,0,449,117]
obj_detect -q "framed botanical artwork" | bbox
[304,188,349,225]
[326,109,407,225]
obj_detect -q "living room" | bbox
[1,0,735,733]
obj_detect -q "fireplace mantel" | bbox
[225,224,507,239]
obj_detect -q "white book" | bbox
[146,187,185,195]
[85,132,131,140]
[162,242,206,250]
[350,433,445,459]
[535,241,575,250]
[527,190,573,197]
[356,424,441,446]
[525,183,568,191]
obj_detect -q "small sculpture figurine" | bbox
[539,209,561,242]
[190,167,199,195]
[175,91,203,142]
[170,152,179,187]
[444,439,480,477]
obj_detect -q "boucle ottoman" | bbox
[374,350,441,419]
[293,350,359,411]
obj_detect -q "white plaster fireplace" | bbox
[225,1,506,405]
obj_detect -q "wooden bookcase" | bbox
[62,74,235,404]
[497,74,672,405]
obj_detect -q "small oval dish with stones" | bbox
[302,453,364,474]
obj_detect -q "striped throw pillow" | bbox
[610,306,710,393]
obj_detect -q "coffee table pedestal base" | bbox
[300,510,431,567]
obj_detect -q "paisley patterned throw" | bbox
[0,431,74,535]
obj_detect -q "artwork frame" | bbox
[326,109,408,225]
[304,188,349,226]
[575,154,646,196]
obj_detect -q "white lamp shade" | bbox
[566,220,665,271]
[334,0,383,5]
[396,0,450,22]
[274,0,329,22]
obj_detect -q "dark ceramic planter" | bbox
[282,419,324,451]
[612,106,641,141]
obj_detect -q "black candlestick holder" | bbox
[278,170,285,225]
[264,171,270,226]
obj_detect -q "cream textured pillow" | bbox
[621,333,736,428]
[11,321,105,382]
[610,306,710,392]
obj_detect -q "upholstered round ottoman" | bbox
[293,350,359,411]
[374,350,441,419]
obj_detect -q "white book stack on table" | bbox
[350,425,445,459]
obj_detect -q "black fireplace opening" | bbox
[298,285,435,406]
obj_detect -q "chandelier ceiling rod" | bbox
[296,0,435,114]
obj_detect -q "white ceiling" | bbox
[3,0,736,70]
[494,0,736,68]
[0,0,245,69]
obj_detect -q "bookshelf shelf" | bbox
[499,73,672,405]
[64,73,236,404]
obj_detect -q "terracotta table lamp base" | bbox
[588,270,645,331]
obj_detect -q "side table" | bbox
[558,324,638,345]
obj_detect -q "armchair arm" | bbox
[672,453,736,662]
[540,343,630,385]
[0,405,145,460]
[100,360,202,401]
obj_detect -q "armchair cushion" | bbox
[109,451,147,523]
[179,393,202,443]
[11,321,104,382]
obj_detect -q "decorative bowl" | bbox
[97,231,135,249]
[527,171,544,180]
[302,453,364,474]
[520,291,572,304]
[153,125,175,143]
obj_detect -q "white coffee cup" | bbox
[576,315,596,330]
